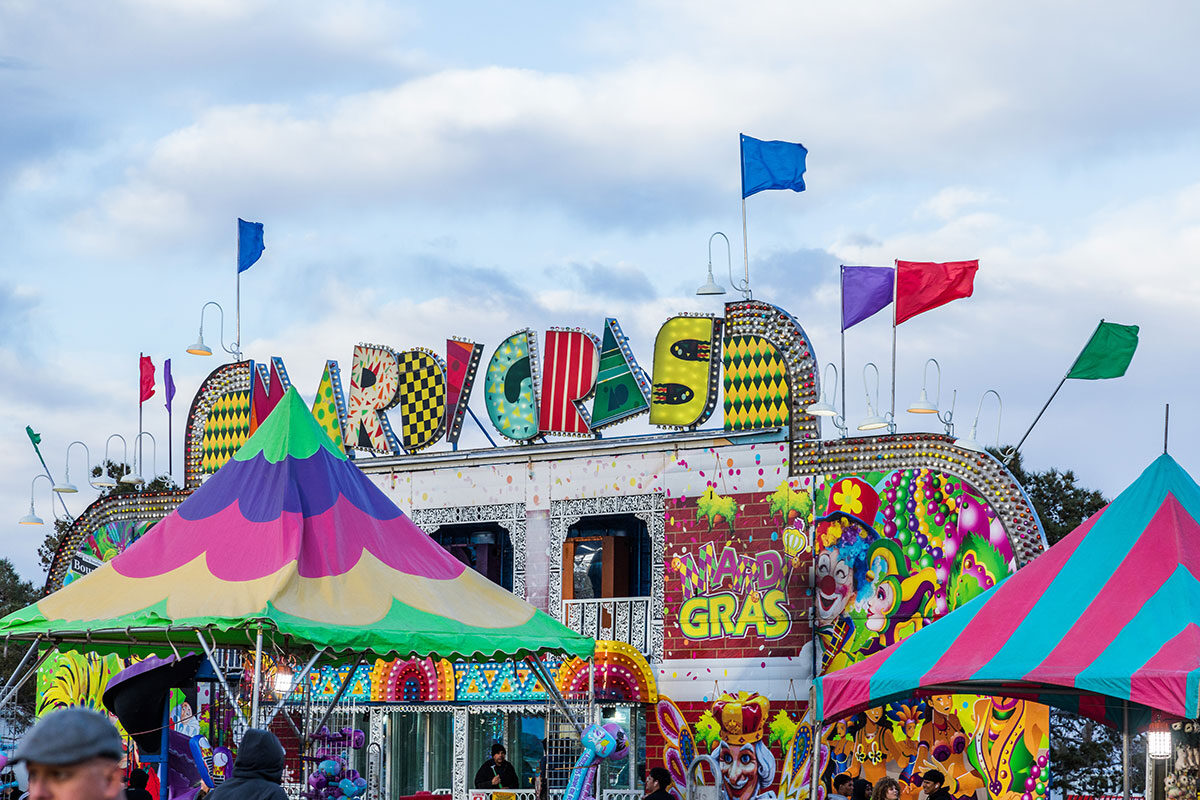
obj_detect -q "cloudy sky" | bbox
[3,0,1198,582]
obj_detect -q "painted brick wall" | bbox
[662,491,813,663]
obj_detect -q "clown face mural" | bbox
[815,548,854,624]
[710,692,777,800]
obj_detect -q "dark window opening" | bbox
[563,514,651,600]
[432,522,514,592]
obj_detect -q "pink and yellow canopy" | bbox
[0,388,593,662]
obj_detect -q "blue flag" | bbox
[237,218,265,273]
[740,134,807,198]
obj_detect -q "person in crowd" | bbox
[124,771,151,800]
[851,777,872,800]
[643,767,673,800]
[473,744,518,790]
[919,771,951,800]
[870,777,900,800]
[12,708,125,800]
[206,729,286,800]
[829,773,853,800]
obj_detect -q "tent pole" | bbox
[195,631,249,729]
[0,645,54,712]
[309,653,366,739]
[251,625,264,729]
[1123,701,1131,800]
[0,640,41,695]
[808,684,821,800]
[526,655,584,736]
[264,647,326,728]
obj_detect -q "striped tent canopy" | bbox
[816,453,1200,730]
[0,388,594,663]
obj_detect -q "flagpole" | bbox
[739,134,750,297]
[27,432,72,519]
[235,220,242,361]
[839,266,847,428]
[138,351,144,476]
[890,260,898,431]
[1002,318,1105,465]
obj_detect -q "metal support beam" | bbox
[195,631,249,729]
[526,655,584,735]
[308,653,366,739]
[264,648,326,728]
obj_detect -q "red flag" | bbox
[140,355,156,403]
[895,259,978,324]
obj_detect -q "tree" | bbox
[991,448,1107,545]
[0,558,41,723]
[38,460,180,575]
[993,447,1140,793]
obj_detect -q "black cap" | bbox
[491,742,506,755]
[13,708,124,765]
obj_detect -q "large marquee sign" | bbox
[183,300,821,485]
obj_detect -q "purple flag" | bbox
[841,265,895,330]
[164,358,176,412]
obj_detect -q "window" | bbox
[432,522,514,592]
[385,711,453,795]
[562,515,651,600]
[469,711,545,789]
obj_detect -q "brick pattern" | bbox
[662,492,813,662]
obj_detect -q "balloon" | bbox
[320,759,342,778]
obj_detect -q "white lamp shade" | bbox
[187,339,212,356]
[52,481,78,494]
[18,512,43,526]
[806,400,837,417]
[858,414,889,431]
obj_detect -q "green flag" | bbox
[1067,321,1139,380]
[25,425,41,447]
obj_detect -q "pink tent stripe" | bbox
[823,643,904,717]
[1128,623,1200,718]
[1026,496,1200,686]
[916,508,1099,687]
[114,500,464,582]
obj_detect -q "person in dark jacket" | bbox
[473,743,519,790]
[920,770,952,800]
[206,730,287,800]
[124,770,152,800]
[643,767,673,800]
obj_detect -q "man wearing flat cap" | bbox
[13,708,125,800]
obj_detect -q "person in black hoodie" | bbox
[124,770,152,800]
[919,770,952,800]
[473,743,518,790]
[206,730,287,800]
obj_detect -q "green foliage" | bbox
[993,449,1107,546]
[1049,711,1144,794]
[0,558,41,723]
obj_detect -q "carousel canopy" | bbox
[0,388,594,662]
[816,453,1200,729]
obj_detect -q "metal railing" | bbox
[561,597,652,654]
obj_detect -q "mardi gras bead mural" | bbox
[809,468,1048,800]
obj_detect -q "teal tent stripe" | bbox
[865,596,988,701]
[1076,566,1200,701]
